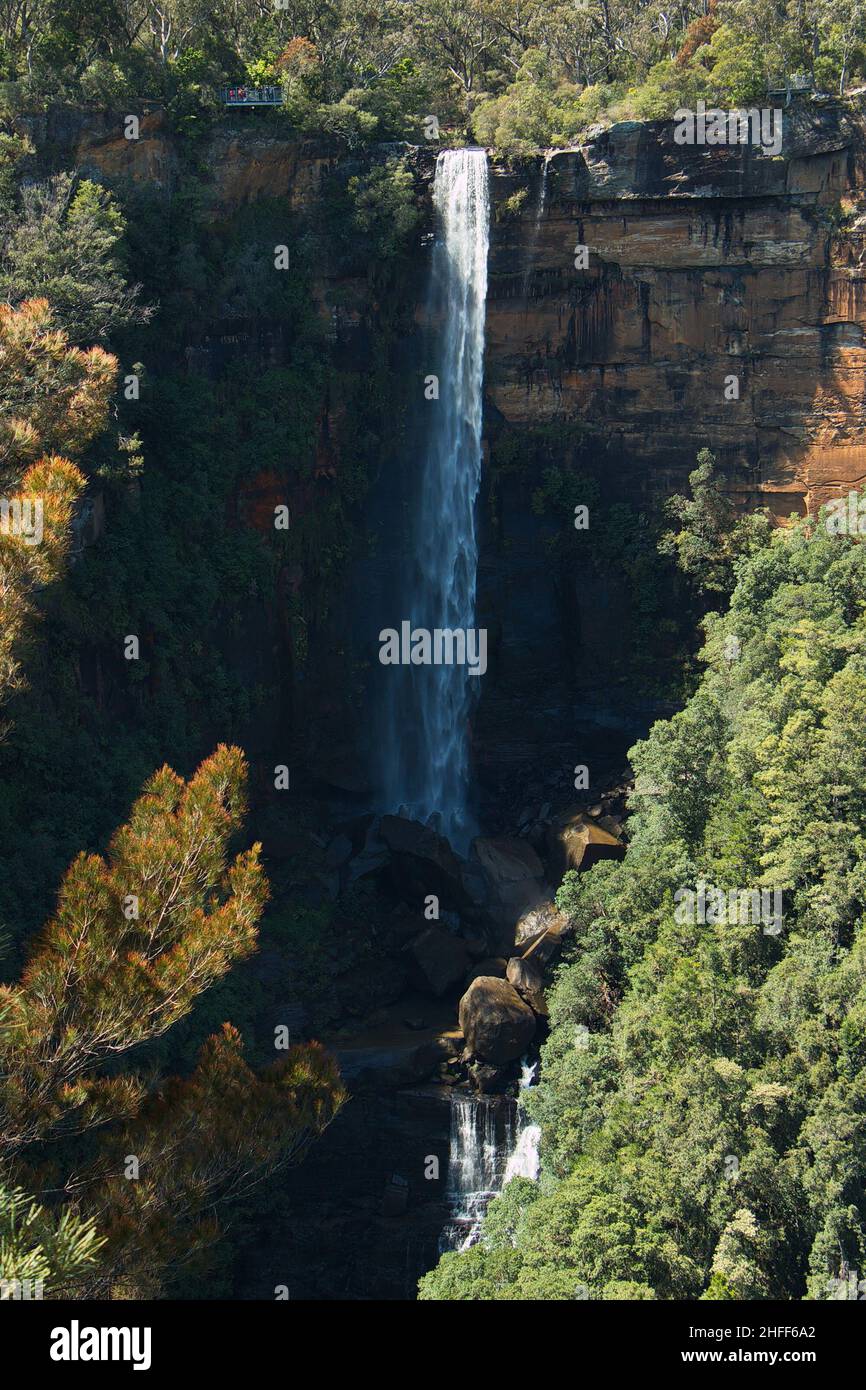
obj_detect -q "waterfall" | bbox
[502,1122,541,1184]
[503,1058,541,1183]
[440,1061,542,1252]
[440,1094,514,1253]
[381,148,489,849]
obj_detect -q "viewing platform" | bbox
[220,85,283,107]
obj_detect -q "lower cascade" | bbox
[441,1061,541,1252]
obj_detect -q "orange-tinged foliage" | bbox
[276,36,319,74]
[0,298,116,481]
[2,746,268,1150]
[676,2,719,67]
[0,299,116,715]
[1,747,345,1295]
[88,1027,346,1290]
[0,455,86,708]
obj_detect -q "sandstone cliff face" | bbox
[27,102,866,767]
[42,102,866,519]
[25,106,341,212]
[487,101,866,518]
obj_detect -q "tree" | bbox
[0,176,151,345]
[0,297,116,719]
[0,297,116,486]
[414,0,504,102]
[0,1183,103,1296]
[0,746,346,1296]
[659,447,767,596]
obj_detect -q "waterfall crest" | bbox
[382,148,489,848]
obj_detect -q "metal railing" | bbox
[220,85,283,106]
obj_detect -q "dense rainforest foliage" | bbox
[0,1,864,158]
[2,0,866,1308]
[421,478,866,1300]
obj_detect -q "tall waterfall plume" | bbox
[381,148,490,849]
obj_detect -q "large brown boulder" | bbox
[547,809,625,880]
[380,814,467,909]
[506,956,547,1017]
[458,976,536,1064]
[403,926,469,996]
[472,836,548,931]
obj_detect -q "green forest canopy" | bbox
[421,493,866,1300]
[0,1,863,155]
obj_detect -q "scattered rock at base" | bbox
[506,955,548,1016]
[380,814,467,908]
[514,900,571,960]
[469,1061,506,1093]
[472,835,549,931]
[403,925,469,997]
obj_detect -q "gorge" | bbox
[6,87,866,1303]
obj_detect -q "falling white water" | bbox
[502,1123,541,1184]
[440,1061,542,1252]
[440,1094,513,1253]
[503,1057,541,1184]
[383,148,489,850]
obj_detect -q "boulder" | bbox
[464,956,508,987]
[506,955,544,994]
[547,809,625,881]
[506,956,548,1016]
[472,835,549,932]
[469,1061,506,1093]
[411,1033,462,1080]
[347,821,390,882]
[380,814,467,909]
[404,926,469,997]
[459,860,490,911]
[458,976,536,1064]
[473,836,544,884]
[515,900,571,960]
